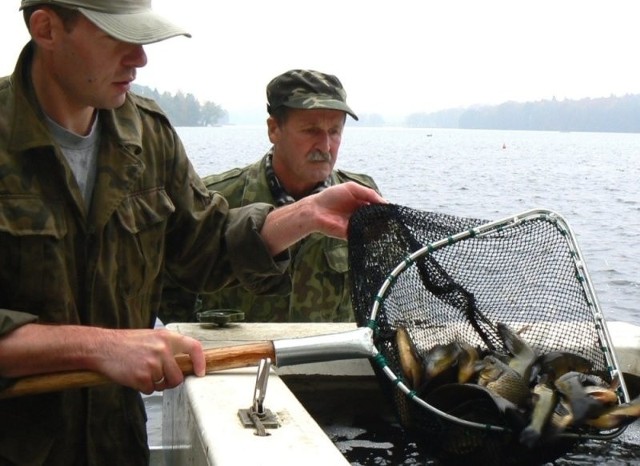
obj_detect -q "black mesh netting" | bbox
[347,204,619,466]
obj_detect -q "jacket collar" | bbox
[7,43,52,153]
[8,42,144,157]
[263,147,333,206]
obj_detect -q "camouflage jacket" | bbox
[0,44,289,466]
[161,151,379,323]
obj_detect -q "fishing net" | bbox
[348,204,628,465]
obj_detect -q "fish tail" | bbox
[519,426,541,449]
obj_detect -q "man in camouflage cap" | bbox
[0,2,385,463]
[160,69,380,324]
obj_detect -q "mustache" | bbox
[307,150,332,162]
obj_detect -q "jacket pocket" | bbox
[0,195,67,238]
[115,188,175,297]
[323,240,349,274]
[0,196,68,311]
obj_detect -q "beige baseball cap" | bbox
[20,0,191,45]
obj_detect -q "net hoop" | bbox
[368,208,629,440]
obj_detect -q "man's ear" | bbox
[29,9,59,50]
[267,116,280,144]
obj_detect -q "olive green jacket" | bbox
[160,152,379,323]
[0,44,289,466]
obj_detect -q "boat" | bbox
[154,321,640,466]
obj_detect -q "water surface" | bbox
[178,126,640,326]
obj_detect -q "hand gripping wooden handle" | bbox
[0,341,276,399]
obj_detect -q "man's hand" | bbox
[0,324,206,394]
[306,181,386,239]
[93,328,206,394]
[261,182,386,255]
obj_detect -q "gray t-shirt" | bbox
[45,114,100,209]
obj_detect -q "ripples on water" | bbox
[177,125,640,326]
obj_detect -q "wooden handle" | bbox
[0,341,275,399]
[176,341,276,375]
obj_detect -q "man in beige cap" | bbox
[0,3,384,464]
[161,70,381,324]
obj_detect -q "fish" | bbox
[519,382,558,448]
[583,376,620,406]
[422,341,463,386]
[548,409,574,434]
[584,395,640,430]
[425,382,527,432]
[554,371,609,425]
[457,342,480,384]
[393,322,630,449]
[395,326,423,390]
[497,322,537,382]
[477,355,531,407]
[529,351,592,383]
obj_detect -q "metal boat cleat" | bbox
[237,358,280,436]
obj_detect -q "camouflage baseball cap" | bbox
[20,0,191,45]
[266,69,358,121]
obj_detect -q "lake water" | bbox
[177,125,640,327]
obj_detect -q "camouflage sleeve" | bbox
[158,202,292,325]
[223,205,292,295]
[0,309,38,336]
[0,310,38,389]
[162,145,290,296]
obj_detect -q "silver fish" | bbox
[519,382,558,448]
[554,371,609,425]
[477,355,531,407]
[422,341,463,385]
[457,342,480,384]
[497,322,537,382]
[530,351,592,383]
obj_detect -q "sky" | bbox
[1,0,640,123]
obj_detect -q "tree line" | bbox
[405,94,640,133]
[132,84,228,127]
[131,83,639,133]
